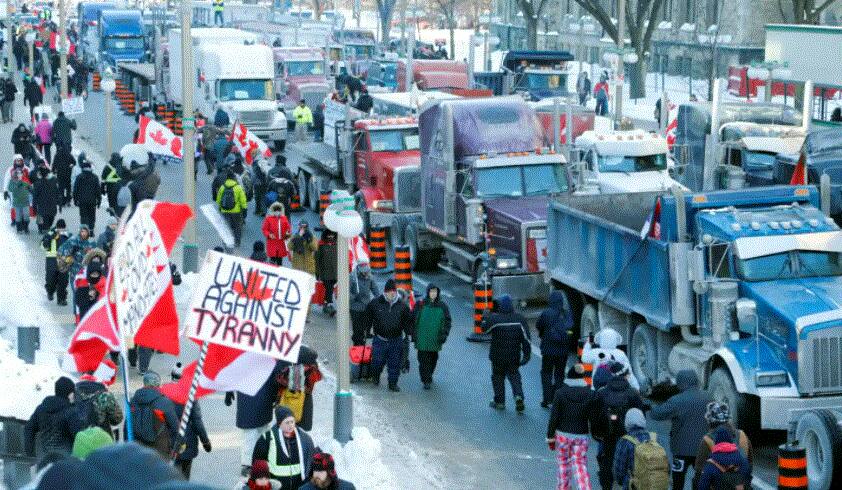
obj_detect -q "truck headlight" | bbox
[494,257,518,269]
[755,371,789,387]
[372,199,394,211]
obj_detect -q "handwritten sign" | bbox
[186,251,315,362]
[61,96,84,116]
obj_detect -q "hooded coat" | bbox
[349,265,378,312]
[536,290,572,357]
[696,427,752,490]
[315,231,338,282]
[52,113,77,147]
[129,387,179,457]
[590,375,645,442]
[32,171,60,217]
[52,146,76,179]
[649,369,713,457]
[482,295,531,365]
[24,394,76,458]
[11,124,32,155]
[613,409,652,490]
[413,284,451,352]
[289,229,318,275]
[547,382,595,436]
[261,202,291,258]
[73,168,101,207]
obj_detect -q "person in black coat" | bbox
[129,372,179,458]
[11,123,32,156]
[365,279,414,391]
[73,160,101,231]
[32,166,61,232]
[546,366,595,490]
[52,144,76,206]
[53,111,77,152]
[482,294,531,412]
[42,219,70,305]
[536,290,573,407]
[354,88,373,113]
[74,261,103,320]
[24,376,77,459]
[174,401,211,480]
[1,76,17,124]
[23,76,43,117]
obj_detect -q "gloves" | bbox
[546,438,556,451]
[224,391,234,406]
[202,440,212,453]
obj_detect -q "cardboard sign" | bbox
[61,96,84,116]
[186,251,315,362]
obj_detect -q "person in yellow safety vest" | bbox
[41,218,70,306]
[213,0,225,26]
[292,100,312,143]
[215,169,248,247]
[100,153,123,212]
[251,406,316,489]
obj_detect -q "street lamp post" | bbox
[101,68,116,158]
[323,190,363,444]
[25,30,35,75]
[614,0,625,127]
[181,0,198,273]
[59,0,68,100]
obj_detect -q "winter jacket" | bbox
[52,113,76,147]
[590,376,645,442]
[96,227,116,254]
[349,268,378,312]
[216,178,248,214]
[546,383,594,437]
[213,135,232,166]
[58,234,96,278]
[7,177,31,207]
[696,439,752,490]
[73,169,101,207]
[289,233,317,275]
[53,147,76,178]
[32,173,59,217]
[315,235,338,282]
[299,480,356,490]
[211,171,228,202]
[24,395,75,458]
[11,125,32,154]
[693,423,753,489]
[482,296,531,365]
[70,380,123,436]
[613,427,652,490]
[293,105,313,125]
[261,206,291,258]
[365,294,413,340]
[413,285,451,352]
[24,79,42,107]
[536,290,572,357]
[3,79,16,102]
[129,387,179,457]
[649,369,713,457]
[35,118,53,145]
[252,426,316,487]
[593,81,610,99]
[174,402,210,462]
[128,164,160,206]
[236,361,287,429]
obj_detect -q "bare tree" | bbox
[516,0,552,49]
[434,0,457,59]
[375,0,399,43]
[778,0,840,23]
[464,0,492,32]
[574,0,665,99]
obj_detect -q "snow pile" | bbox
[317,428,398,489]
[0,336,68,420]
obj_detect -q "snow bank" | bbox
[0,336,67,420]
[317,428,397,489]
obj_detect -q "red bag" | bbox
[349,345,372,364]
[29,206,36,218]
[311,280,325,305]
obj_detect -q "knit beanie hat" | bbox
[311,452,337,479]
[250,459,271,480]
[71,426,114,460]
[384,279,397,292]
[705,401,731,424]
[624,408,646,432]
[55,376,75,398]
[275,405,294,425]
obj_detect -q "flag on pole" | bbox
[665,103,678,150]
[229,120,272,165]
[136,115,183,159]
[67,270,120,373]
[790,154,808,185]
[349,235,369,270]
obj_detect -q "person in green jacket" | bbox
[6,169,32,233]
[292,100,313,142]
[215,169,248,247]
[71,426,114,460]
[413,284,451,390]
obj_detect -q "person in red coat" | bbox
[261,202,291,266]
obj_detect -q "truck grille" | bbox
[238,110,274,128]
[394,167,421,213]
[799,329,842,394]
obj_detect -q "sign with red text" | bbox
[185,251,315,362]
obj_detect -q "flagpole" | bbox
[171,341,209,462]
[119,346,134,442]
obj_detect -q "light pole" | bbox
[575,16,595,79]
[101,68,116,158]
[323,190,363,444]
[25,30,35,75]
[58,0,68,100]
[467,35,483,88]
[181,0,198,273]
[614,0,625,127]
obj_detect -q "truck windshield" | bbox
[104,37,143,50]
[598,153,668,173]
[345,45,373,58]
[475,164,566,198]
[286,61,325,76]
[743,151,776,169]
[520,73,563,90]
[218,79,273,101]
[737,250,842,281]
[369,129,420,152]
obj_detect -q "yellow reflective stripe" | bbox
[104,165,120,183]
[266,430,302,478]
[45,238,57,258]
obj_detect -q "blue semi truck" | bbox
[546,185,842,489]
[82,9,146,69]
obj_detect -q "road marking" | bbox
[752,477,776,490]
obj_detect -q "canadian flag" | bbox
[136,115,183,159]
[349,235,370,271]
[67,270,120,373]
[665,102,678,150]
[229,121,272,165]
[790,154,808,186]
[640,197,663,240]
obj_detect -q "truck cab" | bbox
[97,10,146,68]
[719,122,805,188]
[573,130,685,193]
[337,29,377,63]
[503,50,573,100]
[776,127,842,222]
[272,47,330,112]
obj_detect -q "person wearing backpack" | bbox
[216,169,247,247]
[692,402,753,489]
[536,290,572,408]
[650,370,713,489]
[613,408,670,490]
[695,426,751,490]
[70,374,123,439]
[128,371,179,458]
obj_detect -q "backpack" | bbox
[703,429,750,460]
[706,459,745,490]
[131,400,167,446]
[220,183,237,211]
[623,432,670,490]
[603,394,629,440]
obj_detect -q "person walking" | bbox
[276,346,322,431]
[71,426,114,460]
[350,262,378,346]
[547,364,595,490]
[692,402,753,489]
[32,165,60,232]
[34,112,53,163]
[413,284,451,389]
[213,0,225,26]
[24,376,77,460]
[58,224,97,287]
[576,71,591,106]
[42,219,70,305]
[613,407,669,490]
[366,279,414,392]
[129,371,179,459]
[11,123,33,156]
[292,100,313,142]
[6,169,32,233]
[594,74,610,116]
[315,229,338,314]
[1,75,16,123]
[649,370,713,489]
[73,159,101,231]
[252,156,269,217]
[100,153,123,212]
[53,110,76,153]
[536,290,572,408]
[216,168,248,247]
[252,406,316,489]
[696,426,752,490]
[173,400,212,480]
[69,374,123,439]
[289,221,317,275]
[262,202,291,266]
[300,452,357,490]
[53,144,75,206]
[23,75,42,118]
[482,295,531,413]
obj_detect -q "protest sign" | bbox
[61,96,84,116]
[186,251,315,363]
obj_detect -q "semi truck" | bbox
[473,50,574,100]
[77,2,116,35]
[167,27,287,150]
[395,59,493,97]
[83,9,145,69]
[399,97,567,303]
[546,185,842,489]
[272,47,330,112]
[776,127,842,222]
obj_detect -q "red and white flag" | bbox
[790,154,808,186]
[229,121,272,165]
[67,270,120,373]
[349,235,370,270]
[665,102,678,150]
[136,115,183,159]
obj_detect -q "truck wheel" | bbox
[796,409,842,490]
[630,323,658,390]
[580,304,599,340]
[297,170,309,209]
[707,368,751,433]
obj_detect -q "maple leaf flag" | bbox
[229,121,272,165]
[67,269,120,373]
[136,115,183,159]
[665,102,678,150]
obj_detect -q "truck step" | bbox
[437,262,474,283]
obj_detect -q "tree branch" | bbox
[574,0,618,42]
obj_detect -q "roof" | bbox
[576,130,668,156]
[503,50,574,70]
[354,117,418,131]
[272,47,324,61]
[698,201,837,242]
[720,122,805,141]
[202,44,273,77]
[740,136,804,155]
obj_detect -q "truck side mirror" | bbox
[735,298,758,336]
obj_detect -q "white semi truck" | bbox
[167,27,287,150]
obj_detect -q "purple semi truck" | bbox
[272,46,331,112]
